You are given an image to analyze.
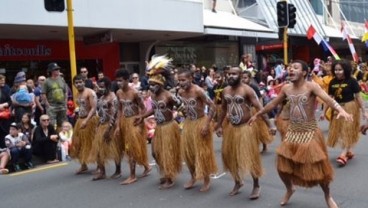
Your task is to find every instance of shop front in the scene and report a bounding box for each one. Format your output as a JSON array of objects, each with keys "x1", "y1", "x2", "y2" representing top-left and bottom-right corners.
[
  {"x1": 0, "y1": 39, "x2": 120, "y2": 85},
  {"x1": 155, "y1": 39, "x2": 239, "y2": 69}
]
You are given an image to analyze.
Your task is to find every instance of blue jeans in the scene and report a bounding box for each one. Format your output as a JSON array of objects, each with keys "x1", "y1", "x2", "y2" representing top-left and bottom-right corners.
[{"x1": 10, "y1": 147, "x2": 32, "y2": 164}]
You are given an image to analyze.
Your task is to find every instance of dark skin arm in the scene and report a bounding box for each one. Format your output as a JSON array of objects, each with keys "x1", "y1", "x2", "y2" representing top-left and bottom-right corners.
[
  {"x1": 199, "y1": 88, "x2": 216, "y2": 137},
  {"x1": 131, "y1": 90, "x2": 148, "y2": 126},
  {"x1": 248, "y1": 85, "x2": 287, "y2": 126},
  {"x1": 246, "y1": 85, "x2": 275, "y2": 133},
  {"x1": 134, "y1": 109, "x2": 154, "y2": 125}
]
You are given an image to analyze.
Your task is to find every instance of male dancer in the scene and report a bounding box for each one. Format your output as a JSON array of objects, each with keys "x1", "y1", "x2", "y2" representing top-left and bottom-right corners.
[
  {"x1": 177, "y1": 69, "x2": 218, "y2": 192},
  {"x1": 88, "y1": 77, "x2": 122, "y2": 180},
  {"x1": 249, "y1": 60, "x2": 352, "y2": 208},
  {"x1": 115, "y1": 69, "x2": 151, "y2": 185},
  {"x1": 242, "y1": 70, "x2": 274, "y2": 152},
  {"x1": 215, "y1": 67, "x2": 270, "y2": 199},
  {"x1": 135, "y1": 63, "x2": 182, "y2": 189},
  {"x1": 70, "y1": 75, "x2": 98, "y2": 174}
]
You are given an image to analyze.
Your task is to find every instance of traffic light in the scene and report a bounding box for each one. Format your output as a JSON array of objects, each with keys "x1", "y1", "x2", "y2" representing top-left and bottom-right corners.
[
  {"x1": 44, "y1": 0, "x2": 65, "y2": 12},
  {"x1": 288, "y1": 3, "x2": 297, "y2": 28},
  {"x1": 277, "y1": 1, "x2": 288, "y2": 27}
]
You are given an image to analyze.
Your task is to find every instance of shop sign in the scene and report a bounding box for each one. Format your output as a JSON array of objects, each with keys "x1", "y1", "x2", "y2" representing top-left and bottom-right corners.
[{"x1": 0, "y1": 44, "x2": 52, "y2": 57}]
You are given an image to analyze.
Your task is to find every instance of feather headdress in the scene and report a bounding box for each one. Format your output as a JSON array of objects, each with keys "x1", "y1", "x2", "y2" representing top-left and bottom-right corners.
[
  {"x1": 147, "y1": 54, "x2": 176, "y2": 88},
  {"x1": 147, "y1": 55, "x2": 173, "y2": 75}
]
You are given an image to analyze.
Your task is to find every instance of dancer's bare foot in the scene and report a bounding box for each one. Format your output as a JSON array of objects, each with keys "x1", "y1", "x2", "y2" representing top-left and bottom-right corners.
[
  {"x1": 184, "y1": 178, "x2": 196, "y2": 189},
  {"x1": 75, "y1": 165, "x2": 88, "y2": 175},
  {"x1": 199, "y1": 183, "x2": 210, "y2": 192},
  {"x1": 140, "y1": 166, "x2": 152, "y2": 178},
  {"x1": 229, "y1": 182, "x2": 243, "y2": 196},
  {"x1": 160, "y1": 180, "x2": 175, "y2": 189},
  {"x1": 159, "y1": 177, "x2": 167, "y2": 185},
  {"x1": 326, "y1": 197, "x2": 338, "y2": 208},
  {"x1": 110, "y1": 172, "x2": 122, "y2": 179},
  {"x1": 280, "y1": 188, "x2": 295, "y2": 206},
  {"x1": 92, "y1": 168, "x2": 100, "y2": 175},
  {"x1": 120, "y1": 177, "x2": 137, "y2": 185},
  {"x1": 249, "y1": 186, "x2": 261, "y2": 200},
  {"x1": 92, "y1": 174, "x2": 106, "y2": 181}
]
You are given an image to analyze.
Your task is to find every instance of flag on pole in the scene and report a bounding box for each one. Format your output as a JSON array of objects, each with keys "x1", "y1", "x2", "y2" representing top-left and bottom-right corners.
[
  {"x1": 307, "y1": 25, "x2": 340, "y2": 60},
  {"x1": 341, "y1": 23, "x2": 359, "y2": 62},
  {"x1": 321, "y1": 39, "x2": 341, "y2": 60},
  {"x1": 361, "y1": 20, "x2": 368, "y2": 47},
  {"x1": 307, "y1": 25, "x2": 322, "y2": 44}
]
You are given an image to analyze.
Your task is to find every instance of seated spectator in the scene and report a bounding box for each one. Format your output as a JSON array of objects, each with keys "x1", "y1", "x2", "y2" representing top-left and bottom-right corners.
[
  {"x1": 32, "y1": 115, "x2": 59, "y2": 164},
  {"x1": 19, "y1": 113, "x2": 35, "y2": 142},
  {"x1": 0, "y1": 143, "x2": 10, "y2": 174},
  {"x1": 59, "y1": 121, "x2": 73, "y2": 161},
  {"x1": 5, "y1": 122, "x2": 33, "y2": 171}
]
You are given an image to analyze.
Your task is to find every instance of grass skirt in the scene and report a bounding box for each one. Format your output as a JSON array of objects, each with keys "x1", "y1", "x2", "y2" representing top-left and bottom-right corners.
[
  {"x1": 327, "y1": 101, "x2": 360, "y2": 148},
  {"x1": 88, "y1": 123, "x2": 122, "y2": 164},
  {"x1": 70, "y1": 116, "x2": 98, "y2": 164},
  {"x1": 277, "y1": 121, "x2": 333, "y2": 187},
  {"x1": 181, "y1": 116, "x2": 218, "y2": 179},
  {"x1": 251, "y1": 108, "x2": 274, "y2": 144},
  {"x1": 222, "y1": 123, "x2": 263, "y2": 181},
  {"x1": 153, "y1": 121, "x2": 182, "y2": 179},
  {"x1": 119, "y1": 116, "x2": 148, "y2": 166}
]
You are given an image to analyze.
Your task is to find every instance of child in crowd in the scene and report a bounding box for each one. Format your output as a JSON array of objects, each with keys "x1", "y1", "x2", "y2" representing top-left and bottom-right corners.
[
  {"x1": 12, "y1": 84, "x2": 33, "y2": 105},
  {"x1": 59, "y1": 121, "x2": 73, "y2": 161},
  {"x1": 5, "y1": 122, "x2": 33, "y2": 171},
  {"x1": 19, "y1": 113, "x2": 35, "y2": 142},
  {"x1": 67, "y1": 100, "x2": 76, "y2": 126}
]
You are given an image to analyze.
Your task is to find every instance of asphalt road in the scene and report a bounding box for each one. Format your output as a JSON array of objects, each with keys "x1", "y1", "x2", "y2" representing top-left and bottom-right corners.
[{"x1": 2, "y1": 118, "x2": 368, "y2": 208}]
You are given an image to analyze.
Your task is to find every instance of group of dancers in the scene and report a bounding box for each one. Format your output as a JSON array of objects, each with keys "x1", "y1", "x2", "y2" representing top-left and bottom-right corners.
[{"x1": 69, "y1": 55, "x2": 365, "y2": 208}]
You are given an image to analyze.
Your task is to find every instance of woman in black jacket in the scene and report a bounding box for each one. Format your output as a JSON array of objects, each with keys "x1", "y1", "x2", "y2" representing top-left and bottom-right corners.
[{"x1": 32, "y1": 114, "x2": 59, "y2": 164}]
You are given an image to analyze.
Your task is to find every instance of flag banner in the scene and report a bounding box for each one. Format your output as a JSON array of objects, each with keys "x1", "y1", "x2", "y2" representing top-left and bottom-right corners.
[
  {"x1": 341, "y1": 23, "x2": 358, "y2": 62},
  {"x1": 307, "y1": 25, "x2": 322, "y2": 44},
  {"x1": 307, "y1": 25, "x2": 340, "y2": 60}
]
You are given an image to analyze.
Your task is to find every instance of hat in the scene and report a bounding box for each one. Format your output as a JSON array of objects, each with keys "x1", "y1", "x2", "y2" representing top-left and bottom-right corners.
[
  {"x1": 9, "y1": 122, "x2": 19, "y2": 130},
  {"x1": 14, "y1": 71, "x2": 26, "y2": 84},
  {"x1": 47, "y1": 62, "x2": 61, "y2": 72},
  {"x1": 149, "y1": 74, "x2": 165, "y2": 86}
]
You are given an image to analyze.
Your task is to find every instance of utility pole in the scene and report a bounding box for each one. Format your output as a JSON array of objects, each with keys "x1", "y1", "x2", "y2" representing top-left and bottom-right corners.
[
  {"x1": 283, "y1": 27, "x2": 288, "y2": 65},
  {"x1": 66, "y1": 0, "x2": 78, "y2": 100}
]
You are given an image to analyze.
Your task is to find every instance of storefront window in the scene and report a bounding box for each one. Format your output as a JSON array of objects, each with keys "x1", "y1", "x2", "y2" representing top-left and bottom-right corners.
[
  {"x1": 310, "y1": 0, "x2": 323, "y2": 15},
  {"x1": 233, "y1": 0, "x2": 256, "y2": 9},
  {"x1": 340, "y1": 0, "x2": 368, "y2": 23},
  {"x1": 155, "y1": 41, "x2": 239, "y2": 69}
]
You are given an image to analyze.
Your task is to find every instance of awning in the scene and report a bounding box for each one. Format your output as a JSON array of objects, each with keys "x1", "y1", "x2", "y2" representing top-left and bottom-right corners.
[
  {"x1": 323, "y1": 24, "x2": 358, "y2": 39},
  {"x1": 203, "y1": 10, "x2": 277, "y2": 38}
]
